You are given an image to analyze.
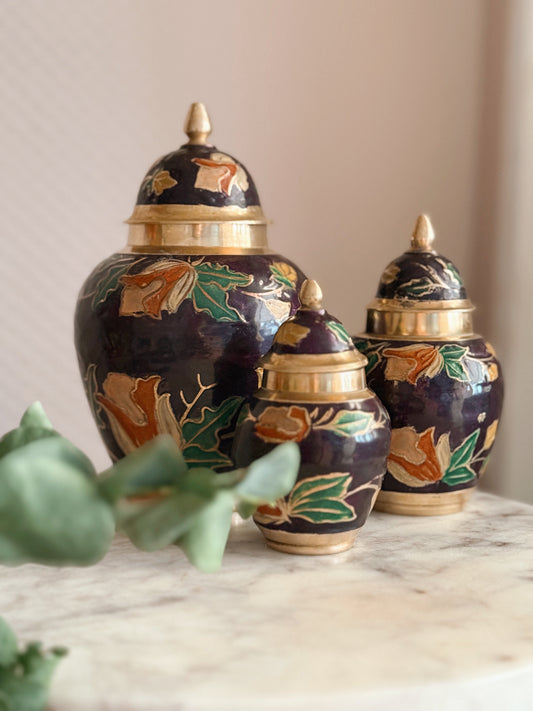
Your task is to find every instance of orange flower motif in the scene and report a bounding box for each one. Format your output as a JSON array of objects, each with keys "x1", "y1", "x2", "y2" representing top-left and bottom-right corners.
[
  {"x1": 383, "y1": 344, "x2": 443, "y2": 384},
  {"x1": 388, "y1": 426, "x2": 451, "y2": 488},
  {"x1": 254, "y1": 405, "x2": 311, "y2": 443},
  {"x1": 96, "y1": 373, "x2": 183, "y2": 455},
  {"x1": 119, "y1": 260, "x2": 197, "y2": 319},
  {"x1": 192, "y1": 152, "x2": 249, "y2": 195}
]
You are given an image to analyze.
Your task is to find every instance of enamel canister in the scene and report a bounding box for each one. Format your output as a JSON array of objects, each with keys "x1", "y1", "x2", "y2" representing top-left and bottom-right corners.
[
  {"x1": 74, "y1": 104, "x2": 305, "y2": 470},
  {"x1": 233, "y1": 280, "x2": 391, "y2": 554},
  {"x1": 354, "y1": 215, "x2": 503, "y2": 515}
]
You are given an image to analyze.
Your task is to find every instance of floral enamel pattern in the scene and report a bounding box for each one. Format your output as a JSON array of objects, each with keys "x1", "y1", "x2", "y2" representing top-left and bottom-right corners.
[
  {"x1": 192, "y1": 152, "x2": 249, "y2": 195},
  {"x1": 141, "y1": 169, "x2": 178, "y2": 196},
  {"x1": 252, "y1": 405, "x2": 385, "y2": 444},
  {"x1": 110, "y1": 259, "x2": 253, "y2": 321},
  {"x1": 91, "y1": 370, "x2": 245, "y2": 469},
  {"x1": 87, "y1": 257, "x2": 303, "y2": 325},
  {"x1": 357, "y1": 340, "x2": 499, "y2": 384},
  {"x1": 325, "y1": 320, "x2": 353, "y2": 347},
  {"x1": 388, "y1": 421, "x2": 499, "y2": 488},
  {"x1": 255, "y1": 473, "x2": 382, "y2": 526},
  {"x1": 383, "y1": 256, "x2": 463, "y2": 300}
]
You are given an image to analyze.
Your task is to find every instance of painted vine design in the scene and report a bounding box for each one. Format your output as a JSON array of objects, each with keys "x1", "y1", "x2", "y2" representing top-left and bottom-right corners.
[
  {"x1": 382, "y1": 257, "x2": 463, "y2": 300},
  {"x1": 255, "y1": 472, "x2": 382, "y2": 526},
  {"x1": 81, "y1": 258, "x2": 298, "y2": 326},
  {"x1": 250, "y1": 404, "x2": 387, "y2": 445},
  {"x1": 387, "y1": 420, "x2": 499, "y2": 488},
  {"x1": 85, "y1": 367, "x2": 246, "y2": 470},
  {"x1": 356, "y1": 340, "x2": 499, "y2": 385}
]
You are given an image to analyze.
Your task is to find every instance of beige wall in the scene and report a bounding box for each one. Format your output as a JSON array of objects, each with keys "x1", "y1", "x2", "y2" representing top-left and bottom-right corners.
[{"x1": 1, "y1": 0, "x2": 525, "y2": 499}]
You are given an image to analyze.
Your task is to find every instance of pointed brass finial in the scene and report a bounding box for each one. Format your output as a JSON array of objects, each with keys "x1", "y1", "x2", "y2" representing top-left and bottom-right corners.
[
  {"x1": 184, "y1": 102, "x2": 212, "y2": 145},
  {"x1": 300, "y1": 279, "x2": 323, "y2": 310},
  {"x1": 411, "y1": 214, "x2": 436, "y2": 251}
]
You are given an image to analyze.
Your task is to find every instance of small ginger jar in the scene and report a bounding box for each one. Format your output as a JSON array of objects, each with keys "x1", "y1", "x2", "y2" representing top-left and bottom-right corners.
[
  {"x1": 233, "y1": 280, "x2": 391, "y2": 555},
  {"x1": 75, "y1": 103, "x2": 305, "y2": 470},
  {"x1": 354, "y1": 215, "x2": 504, "y2": 516}
]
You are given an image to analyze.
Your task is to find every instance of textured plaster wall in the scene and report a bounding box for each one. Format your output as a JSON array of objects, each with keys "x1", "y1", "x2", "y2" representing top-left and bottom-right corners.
[{"x1": 1, "y1": 0, "x2": 524, "y2": 500}]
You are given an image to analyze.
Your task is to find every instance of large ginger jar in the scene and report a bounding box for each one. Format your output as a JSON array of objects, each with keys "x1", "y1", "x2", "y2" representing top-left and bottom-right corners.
[{"x1": 75, "y1": 103, "x2": 305, "y2": 469}]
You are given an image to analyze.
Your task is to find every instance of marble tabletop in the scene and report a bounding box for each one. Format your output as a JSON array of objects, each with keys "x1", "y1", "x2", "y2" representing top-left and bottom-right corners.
[{"x1": 1, "y1": 492, "x2": 533, "y2": 710}]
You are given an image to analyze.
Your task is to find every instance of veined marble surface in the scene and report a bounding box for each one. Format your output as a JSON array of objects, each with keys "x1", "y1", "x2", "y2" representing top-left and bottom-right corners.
[{"x1": 1, "y1": 492, "x2": 533, "y2": 710}]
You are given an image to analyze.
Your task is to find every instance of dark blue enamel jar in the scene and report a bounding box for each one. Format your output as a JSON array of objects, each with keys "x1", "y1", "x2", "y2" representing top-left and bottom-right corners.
[
  {"x1": 74, "y1": 104, "x2": 305, "y2": 470},
  {"x1": 353, "y1": 215, "x2": 503, "y2": 515}
]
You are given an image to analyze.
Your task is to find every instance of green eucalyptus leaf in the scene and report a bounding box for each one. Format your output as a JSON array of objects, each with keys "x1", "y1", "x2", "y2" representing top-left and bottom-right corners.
[
  {"x1": 236, "y1": 500, "x2": 257, "y2": 519},
  {"x1": 0, "y1": 619, "x2": 17, "y2": 668},
  {"x1": 177, "y1": 491, "x2": 235, "y2": 573},
  {"x1": 117, "y1": 490, "x2": 211, "y2": 552},
  {"x1": 0, "y1": 438, "x2": 114, "y2": 565},
  {"x1": 234, "y1": 442, "x2": 300, "y2": 504},
  {"x1": 0, "y1": 427, "x2": 58, "y2": 461},
  {"x1": 97, "y1": 436, "x2": 188, "y2": 504},
  {"x1": 0, "y1": 642, "x2": 66, "y2": 711},
  {"x1": 19, "y1": 403, "x2": 54, "y2": 431}
]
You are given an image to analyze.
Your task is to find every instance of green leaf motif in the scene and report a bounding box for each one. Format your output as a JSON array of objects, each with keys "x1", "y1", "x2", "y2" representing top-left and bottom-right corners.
[
  {"x1": 291, "y1": 498, "x2": 356, "y2": 523},
  {"x1": 439, "y1": 344, "x2": 469, "y2": 382},
  {"x1": 440, "y1": 344, "x2": 468, "y2": 360},
  {"x1": 441, "y1": 429, "x2": 480, "y2": 486},
  {"x1": 399, "y1": 277, "x2": 437, "y2": 298},
  {"x1": 269, "y1": 263, "x2": 294, "y2": 289},
  {"x1": 325, "y1": 320, "x2": 353, "y2": 346},
  {"x1": 288, "y1": 473, "x2": 355, "y2": 523},
  {"x1": 182, "y1": 396, "x2": 244, "y2": 469},
  {"x1": 449, "y1": 429, "x2": 480, "y2": 470},
  {"x1": 92, "y1": 256, "x2": 136, "y2": 309},
  {"x1": 191, "y1": 262, "x2": 253, "y2": 322},
  {"x1": 318, "y1": 409, "x2": 375, "y2": 438},
  {"x1": 291, "y1": 473, "x2": 349, "y2": 502},
  {"x1": 442, "y1": 465, "x2": 476, "y2": 485}
]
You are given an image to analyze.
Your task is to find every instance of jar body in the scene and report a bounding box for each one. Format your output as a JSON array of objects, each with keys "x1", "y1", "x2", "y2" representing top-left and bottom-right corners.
[
  {"x1": 74, "y1": 251, "x2": 304, "y2": 469},
  {"x1": 233, "y1": 393, "x2": 391, "y2": 554},
  {"x1": 354, "y1": 335, "x2": 503, "y2": 514}
]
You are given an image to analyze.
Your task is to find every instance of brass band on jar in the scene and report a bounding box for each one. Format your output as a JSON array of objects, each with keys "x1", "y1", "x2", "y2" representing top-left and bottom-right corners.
[
  {"x1": 364, "y1": 298, "x2": 476, "y2": 340},
  {"x1": 125, "y1": 203, "x2": 271, "y2": 254},
  {"x1": 257, "y1": 351, "x2": 371, "y2": 403},
  {"x1": 126, "y1": 222, "x2": 271, "y2": 254}
]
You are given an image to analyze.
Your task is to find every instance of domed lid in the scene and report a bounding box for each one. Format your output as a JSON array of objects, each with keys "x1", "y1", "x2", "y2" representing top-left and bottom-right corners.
[
  {"x1": 126, "y1": 103, "x2": 269, "y2": 254},
  {"x1": 258, "y1": 280, "x2": 369, "y2": 403},
  {"x1": 376, "y1": 215, "x2": 467, "y2": 301},
  {"x1": 364, "y1": 215, "x2": 476, "y2": 341}
]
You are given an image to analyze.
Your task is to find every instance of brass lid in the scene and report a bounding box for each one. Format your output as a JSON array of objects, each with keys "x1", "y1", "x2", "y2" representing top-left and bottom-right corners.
[
  {"x1": 125, "y1": 103, "x2": 269, "y2": 253},
  {"x1": 258, "y1": 280, "x2": 370, "y2": 403},
  {"x1": 364, "y1": 215, "x2": 476, "y2": 340}
]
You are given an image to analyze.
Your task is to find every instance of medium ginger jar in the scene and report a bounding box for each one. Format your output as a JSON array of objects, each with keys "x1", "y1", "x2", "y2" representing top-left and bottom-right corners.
[
  {"x1": 354, "y1": 215, "x2": 504, "y2": 515},
  {"x1": 233, "y1": 280, "x2": 391, "y2": 555},
  {"x1": 75, "y1": 103, "x2": 305, "y2": 469}
]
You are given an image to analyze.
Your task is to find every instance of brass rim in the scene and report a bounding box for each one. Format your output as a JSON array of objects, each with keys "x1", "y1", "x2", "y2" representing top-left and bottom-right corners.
[
  {"x1": 257, "y1": 526, "x2": 358, "y2": 555},
  {"x1": 127, "y1": 203, "x2": 266, "y2": 224},
  {"x1": 374, "y1": 489, "x2": 474, "y2": 516},
  {"x1": 364, "y1": 298, "x2": 477, "y2": 340},
  {"x1": 126, "y1": 222, "x2": 270, "y2": 252},
  {"x1": 259, "y1": 350, "x2": 369, "y2": 400}
]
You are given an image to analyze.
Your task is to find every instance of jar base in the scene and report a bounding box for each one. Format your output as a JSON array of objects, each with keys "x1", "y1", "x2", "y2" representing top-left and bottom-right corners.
[
  {"x1": 257, "y1": 526, "x2": 358, "y2": 555},
  {"x1": 374, "y1": 488, "x2": 474, "y2": 516}
]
